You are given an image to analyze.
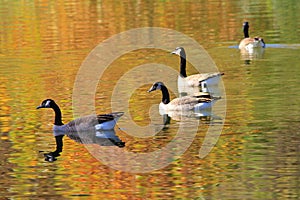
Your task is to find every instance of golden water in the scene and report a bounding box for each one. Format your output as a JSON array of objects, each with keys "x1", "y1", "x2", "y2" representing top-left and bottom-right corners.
[{"x1": 0, "y1": 0, "x2": 300, "y2": 199}]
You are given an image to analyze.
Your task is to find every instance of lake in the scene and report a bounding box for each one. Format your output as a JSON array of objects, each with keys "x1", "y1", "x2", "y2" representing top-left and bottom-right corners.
[{"x1": 0, "y1": 0, "x2": 300, "y2": 199}]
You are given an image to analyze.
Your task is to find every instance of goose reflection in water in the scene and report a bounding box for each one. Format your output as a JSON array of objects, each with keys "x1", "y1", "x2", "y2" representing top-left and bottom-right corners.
[
  {"x1": 240, "y1": 47, "x2": 265, "y2": 64},
  {"x1": 164, "y1": 108, "x2": 222, "y2": 124},
  {"x1": 43, "y1": 129, "x2": 125, "y2": 162}
]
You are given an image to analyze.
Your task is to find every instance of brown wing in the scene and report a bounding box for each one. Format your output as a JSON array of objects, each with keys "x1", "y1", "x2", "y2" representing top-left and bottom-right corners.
[
  {"x1": 68, "y1": 114, "x2": 98, "y2": 126},
  {"x1": 197, "y1": 97, "x2": 214, "y2": 103},
  {"x1": 96, "y1": 112, "x2": 124, "y2": 124},
  {"x1": 66, "y1": 112, "x2": 124, "y2": 131},
  {"x1": 185, "y1": 72, "x2": 224, "y2": 86},
  {"x1": 193, "y1": 92, "x2": 212, "y2": 98},
  {"x1": 167, "y1": 96, "x2": 216, "y2": 111},
  {"x1": 168, "y1": 96, "x2": 202, "y2": 107}
]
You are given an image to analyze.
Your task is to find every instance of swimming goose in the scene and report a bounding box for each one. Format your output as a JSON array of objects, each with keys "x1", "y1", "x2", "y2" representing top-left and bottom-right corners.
[
  {"x1": 148, "y1": 82, "x2": 219, "y2": 113},
  {"x1": 37, "y1": 99, "x2": 124, "y2": 132},
  {"x1": 171, "y1": 47, "x2": 224, "y2": 92},
  {"x1": 239, "y1": 22, "x2": 265, "y2": 52}
]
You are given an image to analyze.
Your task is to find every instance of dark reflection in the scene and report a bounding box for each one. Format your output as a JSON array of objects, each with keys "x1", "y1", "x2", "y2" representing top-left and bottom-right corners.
[
  {"x1": 43, "y1": 129, "x2": 125, "y2": 162},
  {"x1": 162, "y1": 114, "x2": 171, "y2": 131},
  {"x1": 44, "y1": 135, "x2": 64, "y2": 162},
  {"x1": 244, "y1": 59, "x2": 251, "y2": 65}
]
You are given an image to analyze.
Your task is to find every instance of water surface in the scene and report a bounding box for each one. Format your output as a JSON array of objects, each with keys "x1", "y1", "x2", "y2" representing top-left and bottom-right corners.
[{"x1": 0, "y1": 0, "x2": 300, "y2": 199}]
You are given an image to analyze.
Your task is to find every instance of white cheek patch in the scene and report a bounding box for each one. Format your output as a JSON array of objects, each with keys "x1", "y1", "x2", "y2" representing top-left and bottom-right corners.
[
  {"x1": 172, "y1": 48, "x2": 181, "y2": 55},
  {"x1": 156, "y1": 84, "x2": 162, "y2": 90},
  {"x1": 45, "y1": 100, "x2": 51, "y2": 107}
]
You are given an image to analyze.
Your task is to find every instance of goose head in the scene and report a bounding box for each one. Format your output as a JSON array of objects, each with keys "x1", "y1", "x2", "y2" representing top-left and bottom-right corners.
[
  {"x1": 243, "y1": 21, "x2": 249, "y2": 27},
  {"x1": 37, "y1": 99, "x2": 55, "y2": 109},
  {"x1": 148, "y1": 82, "x2": 164, "y2": 93},
  {"x1": 148, "y1": 82, "x2": 170, "y2": 104},
  {"x1": 171, "y1": 47, "x2": 186, "y2": 57},
  {"x1": 254, "y1": 37, "x2": 266, "y2": 48},
  {"x1": 37, "y1": 99, "x2": 63, "y2": 126}
]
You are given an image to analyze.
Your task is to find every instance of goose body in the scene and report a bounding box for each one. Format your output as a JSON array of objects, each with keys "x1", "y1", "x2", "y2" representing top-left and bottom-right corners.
[
  {"x1": 239, "y1": 22, "x2": 265, "y2": 52},
  {"x1": 148, "y1": 82, "x2": 219, "y2": 114},
  {"x1": 37, "y1": 99, "x2": 123, "y2": 132},
  {"x1": 171, "y1": 47, "x2": 224, "y2": 95}
]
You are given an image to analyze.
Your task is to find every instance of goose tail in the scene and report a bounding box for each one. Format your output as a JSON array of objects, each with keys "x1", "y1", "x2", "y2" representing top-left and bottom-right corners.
[
  {"x1": 109, "y1": 112, "x2": 124, "y2": 119},
  {"x1": 95, "y1": 112, "x2": 124, "y2": 131}
]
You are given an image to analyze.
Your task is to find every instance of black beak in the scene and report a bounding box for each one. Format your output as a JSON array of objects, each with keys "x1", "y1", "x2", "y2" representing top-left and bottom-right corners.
[
  {"x1": 147, "y1": 86, "x2": 156, "y2": 93},
  {"x1": 36, "y1": 105, "x2": 43, "y2": 109}
]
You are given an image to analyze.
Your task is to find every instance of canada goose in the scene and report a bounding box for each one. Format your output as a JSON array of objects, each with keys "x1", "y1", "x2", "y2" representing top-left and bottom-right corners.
[
  {"x1": 239, "y1": 22, "x2": 265, "y2": 51},
  {"x1": 148, "y1": 82, "x2": 219, "y2": 113},
  {"x1": 37, "y1": 99, "x2": 124, "y2": 132},
  {"x1": 171, "y1": 47, "x2": 224, "y2": 92}
]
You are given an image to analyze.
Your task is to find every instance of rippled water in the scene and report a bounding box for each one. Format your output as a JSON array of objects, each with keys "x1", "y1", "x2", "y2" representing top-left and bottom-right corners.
[{"x1": 1, "y1": 0, "x2": 300, "y2": 199}]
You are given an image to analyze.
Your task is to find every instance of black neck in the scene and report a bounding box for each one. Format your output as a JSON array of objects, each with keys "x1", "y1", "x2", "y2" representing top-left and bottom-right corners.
[
  {"x1": 55, "y1": 135, "x2": 64, "y2": 153},
  {"x1": 179, "y1": 51, "x2": 187, "y2": 78},
  {"x1": 243, "y1": 25, "x2": 249, "y2": 38},
  {"x1": 52, "y1": 102, "x2": 64, "y2": 125},
  {"x1": 160, "y1": 85, "x2": 170, "y2": 104}
]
